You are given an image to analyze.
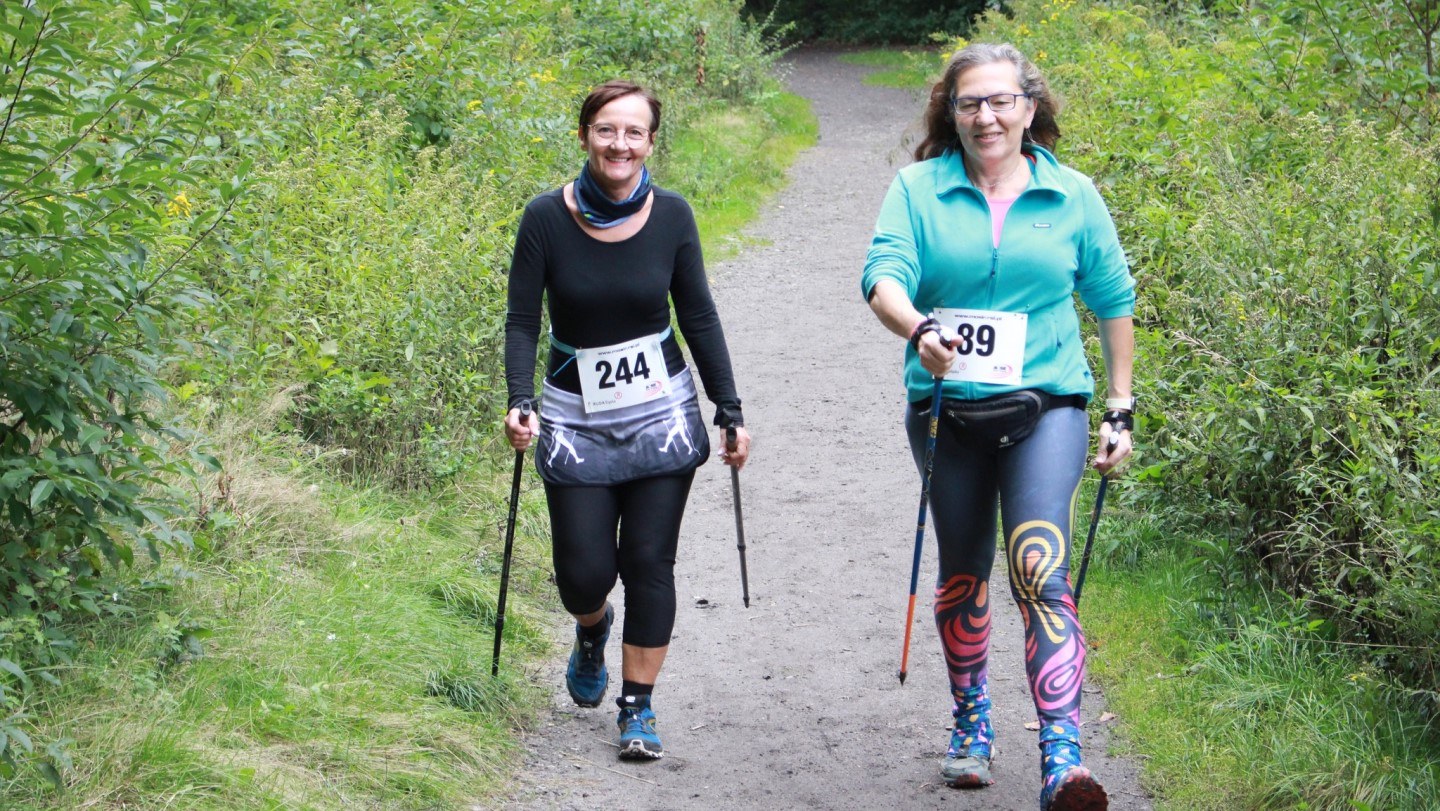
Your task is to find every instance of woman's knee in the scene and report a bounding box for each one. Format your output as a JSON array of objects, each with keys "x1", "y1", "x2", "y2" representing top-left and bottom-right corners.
[{"x1": 553, "y1": 564, "x2": 615, "y2": 615}]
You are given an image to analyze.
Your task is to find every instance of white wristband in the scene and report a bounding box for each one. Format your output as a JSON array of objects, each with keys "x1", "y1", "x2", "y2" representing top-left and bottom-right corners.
[{"x1": 1105, "y1": 397, "x2": 1135, "y2": 411}]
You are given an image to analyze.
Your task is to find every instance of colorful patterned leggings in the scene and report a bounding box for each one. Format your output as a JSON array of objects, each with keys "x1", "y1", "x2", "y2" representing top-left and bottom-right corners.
[{"x1": 905, "y1": 403, "x2": 1089, "y2": 728}]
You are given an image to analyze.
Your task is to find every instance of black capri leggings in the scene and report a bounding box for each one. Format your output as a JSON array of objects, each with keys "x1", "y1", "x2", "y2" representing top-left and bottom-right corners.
[{"x1": 544, "y1": 472, "x2": 695, "y2": 648}]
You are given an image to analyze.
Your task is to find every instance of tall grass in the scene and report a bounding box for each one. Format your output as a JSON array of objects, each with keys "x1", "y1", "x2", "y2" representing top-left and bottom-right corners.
[
  {"x1": 1084, "y1": 539, "x2": 1440, "y2": 810},
  {"x1": 2, "y1": 396, "x2": 554, "y2": 808}
]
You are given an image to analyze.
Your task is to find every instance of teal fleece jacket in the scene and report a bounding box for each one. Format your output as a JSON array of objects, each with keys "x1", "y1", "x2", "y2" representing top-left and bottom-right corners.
[{"x1": 860, "y1": 145, "x2": 1135, "y2": 404}]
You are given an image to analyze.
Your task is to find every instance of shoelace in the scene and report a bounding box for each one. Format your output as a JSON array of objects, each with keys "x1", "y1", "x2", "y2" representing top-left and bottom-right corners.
[{"x1": 620, "y1": 709, "x2": 654, "y2": 731}]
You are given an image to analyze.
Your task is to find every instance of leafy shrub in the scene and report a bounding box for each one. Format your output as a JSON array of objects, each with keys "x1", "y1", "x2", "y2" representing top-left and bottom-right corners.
[
  {"x1": 964, "y1": 0, "x2": 1440, "y2": 692},
  {"x1": 184, "y1": 0, "x2": 787, "y2": 487},
  {"x1": 0, "y1": 0, "x2": 243, "y2": 778}
]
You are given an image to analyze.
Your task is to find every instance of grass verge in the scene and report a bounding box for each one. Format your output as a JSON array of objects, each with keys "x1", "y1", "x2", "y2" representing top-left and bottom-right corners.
[
  {"x1": 1082, "y1": 506, "x2": 1440, "y2": 810},
  {"x1": 662, "y1": 87, "x2": 819, "y2": 260},
  {"x1": 3, "y1": 415, "x2": 554, "y2": 809},
  {"x1": 837, "y1": 49, "x2": 940, "y2": 89}
]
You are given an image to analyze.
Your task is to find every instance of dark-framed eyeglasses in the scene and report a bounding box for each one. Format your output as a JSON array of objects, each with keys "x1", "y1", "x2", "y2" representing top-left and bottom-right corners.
[
  {"x1": 586, "y1": 123, "x2": 651, "y2": 146},
  {"x1": 950, "y1": 93, "x2": 1031, "y2": 116}
]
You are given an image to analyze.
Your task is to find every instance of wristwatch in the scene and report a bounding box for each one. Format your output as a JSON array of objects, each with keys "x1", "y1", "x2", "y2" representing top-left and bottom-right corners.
[{"x1": 1104, "y1": 395, "x2": 1137, "y2": 413}]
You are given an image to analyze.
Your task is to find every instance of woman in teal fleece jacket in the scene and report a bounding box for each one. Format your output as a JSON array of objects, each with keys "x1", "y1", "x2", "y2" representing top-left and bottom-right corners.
[{"x1": 861, "y1": 42, "x2": 1135, "y2": 811}]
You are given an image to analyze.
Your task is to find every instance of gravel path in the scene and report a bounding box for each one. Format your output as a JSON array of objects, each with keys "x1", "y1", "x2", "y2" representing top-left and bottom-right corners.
[{"x1": 507, "y1": 49, "x2": 1153, "y2": 811}]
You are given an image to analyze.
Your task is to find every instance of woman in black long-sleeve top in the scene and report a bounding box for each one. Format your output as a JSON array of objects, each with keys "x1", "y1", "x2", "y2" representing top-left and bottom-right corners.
[{"x1": 503, "y1": 79, "x2": 750, "y2": 761}]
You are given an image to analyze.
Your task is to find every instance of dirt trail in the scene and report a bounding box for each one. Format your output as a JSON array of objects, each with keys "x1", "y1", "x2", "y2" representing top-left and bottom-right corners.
[{"x1": 507, "y1": 50, "x2": 1153, "y2": 811}]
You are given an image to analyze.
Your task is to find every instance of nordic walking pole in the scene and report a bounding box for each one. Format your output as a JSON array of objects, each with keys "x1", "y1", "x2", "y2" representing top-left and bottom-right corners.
[
  {"x1": 726, "y1": 427, "x2": 751, "y2": 608},
  {"x1": 492, "y1": 399, "x2": 532, "y2": 677},
  {"x1": 1074, "y1": 432, "x2": 1119, "y2": 608},
  {"x1": 899, "y1": 377, "x2": 945, "y2": 685}
]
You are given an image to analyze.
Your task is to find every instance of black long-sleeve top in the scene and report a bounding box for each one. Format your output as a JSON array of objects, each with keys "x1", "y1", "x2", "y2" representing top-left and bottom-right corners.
[{"x1": 504, "y1": 186, "x2": 743, "y2": 426}]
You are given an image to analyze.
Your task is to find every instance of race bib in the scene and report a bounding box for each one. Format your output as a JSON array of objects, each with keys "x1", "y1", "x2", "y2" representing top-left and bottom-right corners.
[
  {"x1": 575, "y1": 333, "x2": 671, "y2": 413},
  {"x1": 931, "y1": 307, "x2": 1026, "y2": 385}
]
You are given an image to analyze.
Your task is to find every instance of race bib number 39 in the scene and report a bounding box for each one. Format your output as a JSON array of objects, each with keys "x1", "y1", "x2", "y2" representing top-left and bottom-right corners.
[
  {"x1": 576, "y1": 333, "x2": 670, "y2": 413},
  {"x1": 931, "y1": 308, "x2": 1026, "y2": 385}
]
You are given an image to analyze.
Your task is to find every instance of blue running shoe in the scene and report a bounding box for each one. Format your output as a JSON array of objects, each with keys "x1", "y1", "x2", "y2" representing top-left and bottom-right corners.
[
  {"x1": 1038, "y1": 722, "x2": 1108, "y2": 811},
  {"x1": 565, "y1": 604, "x2": 612, "y2": 707},
  {"x1": 941, "y1": 681, "x2": 994, "y2": 787},
  {"x1": 615, "y1": 694, "x2": 663, "y2": 760}
]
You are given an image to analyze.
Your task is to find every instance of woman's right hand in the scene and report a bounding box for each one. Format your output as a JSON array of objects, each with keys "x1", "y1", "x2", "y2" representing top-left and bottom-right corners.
[
  {"x1": 504, "y1": 405, "x2": 539, "y2": 451},
  {"x1": 916, "y1": 328, "x2": 957, "y2": 378}
]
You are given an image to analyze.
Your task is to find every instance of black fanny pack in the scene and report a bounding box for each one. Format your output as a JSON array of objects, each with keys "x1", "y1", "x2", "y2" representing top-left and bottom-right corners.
[{"x1": 932, "y1": 389, "x2": 1086, "y2": 450}]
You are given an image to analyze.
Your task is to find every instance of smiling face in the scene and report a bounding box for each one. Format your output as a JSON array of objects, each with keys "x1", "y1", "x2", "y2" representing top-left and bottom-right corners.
[
  {"x1": 951, "y1": 60, "x2": 1036, "y2": 166},
  {"x1": 579, "y1": 93, "x2": 655, "y2": 201}
]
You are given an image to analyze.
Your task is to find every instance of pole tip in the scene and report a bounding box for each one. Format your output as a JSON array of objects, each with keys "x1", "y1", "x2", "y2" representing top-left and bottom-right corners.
[
  {"x1": 898, "y1": 671, "x2": 907, "y2": 685},
  {"x1": 743, "y1": 597, "x2": 750, "y2": 608}
]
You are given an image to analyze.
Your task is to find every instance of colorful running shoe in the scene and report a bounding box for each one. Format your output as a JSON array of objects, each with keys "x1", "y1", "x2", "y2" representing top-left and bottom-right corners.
[
  {"x1": 1038, "y1": 722, "x2": 1108, "y2": 811},
  {"x1": 616, "y1": 694, "x2": 664, "y2": 760},
  {"x1": 565, "y1": 604, "x2": 612, "y2": 707},
  {"x1": 941, "y1": 682, "x2": 994, "y2": 787}
]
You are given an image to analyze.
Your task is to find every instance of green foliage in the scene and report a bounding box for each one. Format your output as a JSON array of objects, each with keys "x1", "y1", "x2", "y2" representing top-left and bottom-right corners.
[
  {"x1": 0, "y1": 0, "x2": 245, "y2": 780},
  {"x1": 743, "y1": 0, "x2": 986, "y2": 44},
  {"x1": 1220, "y1": 0, "x2": 1439, "y2": 138},
  {"x1": 179, "y1": 0, "x2": 787, "y2": 487},
  {"x1": 966, "y1": 0, "x2": 1440, "y2": 689}
]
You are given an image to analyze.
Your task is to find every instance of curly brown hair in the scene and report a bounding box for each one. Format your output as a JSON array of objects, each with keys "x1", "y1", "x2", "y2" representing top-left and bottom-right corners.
[{"x1": 913, "y1": 43, "x2": 1061, "y2": 162}]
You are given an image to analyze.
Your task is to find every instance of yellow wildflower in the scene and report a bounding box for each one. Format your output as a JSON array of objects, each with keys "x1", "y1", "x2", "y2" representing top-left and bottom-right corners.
[
  {"x1": 166, "y1": 191, "x2": 193, "y2": 218},
  {"x1": 467, "y1": 100, "x2": 483, "y2": 112}
]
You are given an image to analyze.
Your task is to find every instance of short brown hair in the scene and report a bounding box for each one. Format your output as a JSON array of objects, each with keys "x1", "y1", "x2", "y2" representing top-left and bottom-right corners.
[{"x1": 578, "y1": 80, "x2": 661, "y2": 133}]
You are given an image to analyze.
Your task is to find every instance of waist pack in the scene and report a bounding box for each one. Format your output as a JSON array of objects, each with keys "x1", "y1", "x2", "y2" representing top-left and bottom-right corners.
[{"x1": 935, "y1": 389, "x2": 1086, "y2": 450}]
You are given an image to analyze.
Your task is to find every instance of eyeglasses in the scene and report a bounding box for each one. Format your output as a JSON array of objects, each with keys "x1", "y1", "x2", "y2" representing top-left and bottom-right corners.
[
  {"x1": 586, "y1": 123, "x2": 651, "y2": 146},
  {"x1": 950, "y1": 93, "x2": 1031, "y2": 116}
]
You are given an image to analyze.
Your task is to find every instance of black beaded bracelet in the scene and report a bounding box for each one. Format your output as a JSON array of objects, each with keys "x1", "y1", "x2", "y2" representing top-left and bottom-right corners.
[
  {"x1": 909, "y1": 317, "x2": 942, "y2": 350},
  {"x1": 1102, "y1": 409, "x2": 1134, "y2": 435}
]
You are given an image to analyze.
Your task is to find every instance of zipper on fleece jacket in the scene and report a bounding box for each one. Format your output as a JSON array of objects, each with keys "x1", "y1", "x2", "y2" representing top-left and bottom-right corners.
[{"x1": 987, "y1": 247, "x2": 999, "y2": 308}]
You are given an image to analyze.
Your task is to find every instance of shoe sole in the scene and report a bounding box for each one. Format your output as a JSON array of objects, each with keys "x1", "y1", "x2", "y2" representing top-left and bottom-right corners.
[
  {"x1": 565, "y1": 676, "x2": 607, "y2": 708},
  {"x1": 568, "y1": 692, "x2": 605, "y2": 708},
  {"x1": 618, "y1": 740, "x2": 664, "y2": 760},
  {"x1": 1048, "y1": 772, "x2": 1108, "y2": 811},
  {"x1": 944, "y1": 773, "x2": 993, "y2": 788}
]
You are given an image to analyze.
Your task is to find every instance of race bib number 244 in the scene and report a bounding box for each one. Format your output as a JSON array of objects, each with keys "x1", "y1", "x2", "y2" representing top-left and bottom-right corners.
[{"x1": 576, "y1": 333, "x2": 671, "y2": 413}]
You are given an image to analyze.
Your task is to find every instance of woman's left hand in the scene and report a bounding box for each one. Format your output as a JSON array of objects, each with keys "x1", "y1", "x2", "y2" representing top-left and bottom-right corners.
[
  {"x1": 719, "y1": 426, "x2": 751, "y2": 470},
  {"x1": 1093, "y1": 424, "x2": 1131, "y2": 475}
]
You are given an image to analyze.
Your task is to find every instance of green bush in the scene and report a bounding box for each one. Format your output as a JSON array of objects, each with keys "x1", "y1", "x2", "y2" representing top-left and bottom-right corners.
[
  {"x1": 0, "y1": 0, "x2": 244, "y2": 779},
  {"x1": 184, "y1": 0, "x2": 786, "y2": 487},
  {"x1": 965, "y1": 0, "x2": 1440, "y2": 691}
]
